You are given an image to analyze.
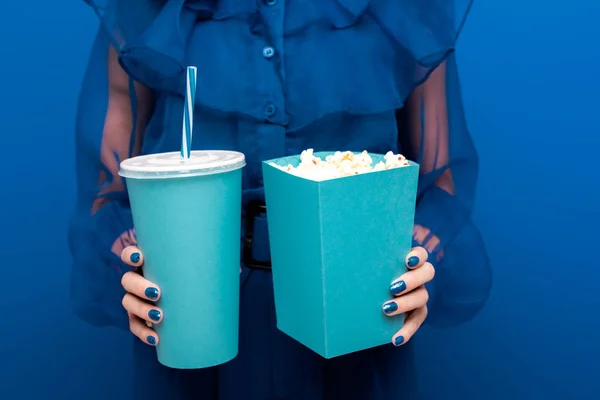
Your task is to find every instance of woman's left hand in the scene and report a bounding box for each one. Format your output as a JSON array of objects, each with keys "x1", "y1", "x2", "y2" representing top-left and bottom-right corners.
[{"x1": 382, "y1": 246, "x2": 435, "y2": 347}]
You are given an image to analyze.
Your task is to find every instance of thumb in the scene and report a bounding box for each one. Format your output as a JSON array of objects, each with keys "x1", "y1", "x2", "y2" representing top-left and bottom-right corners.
[{"x1": 121, "y1": 246, "x2": 144, "y2": 268}]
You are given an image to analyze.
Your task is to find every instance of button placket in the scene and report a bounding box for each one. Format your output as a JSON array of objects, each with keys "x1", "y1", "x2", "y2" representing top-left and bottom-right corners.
[{"x1": 257, "y1": 0, "x2": 286, "y2": 128}]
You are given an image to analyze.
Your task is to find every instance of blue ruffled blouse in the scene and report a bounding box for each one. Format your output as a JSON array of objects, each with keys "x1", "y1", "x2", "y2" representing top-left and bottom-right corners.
[{"x1": 70, "y1": 1, "x2": 492, "y2": 397}]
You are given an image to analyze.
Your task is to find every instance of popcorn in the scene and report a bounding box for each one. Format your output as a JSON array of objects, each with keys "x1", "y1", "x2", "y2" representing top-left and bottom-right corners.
[
  {"x1": 383, "y1": 151, "x2": 410, "y2": 169},
  {"x1": 269, "y1": 149, "x2": 410, "y2": 181}
]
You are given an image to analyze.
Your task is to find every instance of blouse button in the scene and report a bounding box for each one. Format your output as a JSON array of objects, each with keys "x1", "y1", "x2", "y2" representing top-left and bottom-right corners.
[
  {"x1": 262, "y1": 46, "x2": 275, "y2": 59},
  {"x1": 264, "y1": 103, "x2": 276, "y2": 118}
]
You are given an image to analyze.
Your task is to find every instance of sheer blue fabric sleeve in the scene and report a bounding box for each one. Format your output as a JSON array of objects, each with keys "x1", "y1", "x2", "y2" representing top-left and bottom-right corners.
[
  {"x1": 69, "y1": 28, "x2": 154, "y2": 330},
  {"x1": 397, "y1": 53, "x2": 492, "y2": 327}
]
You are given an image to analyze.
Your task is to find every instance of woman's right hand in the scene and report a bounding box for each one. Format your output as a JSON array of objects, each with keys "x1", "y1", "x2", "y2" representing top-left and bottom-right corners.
[{"x1": 120, "y1": 246, "x2": 163, "y2": 346}]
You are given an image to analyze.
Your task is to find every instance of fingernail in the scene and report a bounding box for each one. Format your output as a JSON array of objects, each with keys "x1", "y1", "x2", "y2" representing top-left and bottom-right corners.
[
  {"x1": 130, "y1": 252, "x2": 141, "y2": 264},
  {"x1": 383, "y1": 301, "x2": 398, "y2": 315},
  {"x1": 148, "y1": 309, "x2": 161, "y2": 321},
  {"x1": 407, "y1": 256, "x2": 419, "y2": 268},
  {"x1": 394, "y1": 336, "x2": 405, "y2": 346},
  {"x1": 390, "y1": 280, "x2": 407, "y2": 295},
  {"x1": 145, "y1": 287, "x2": 159, "y2": 300},
  {"x1": 147, "y1": 336, "x2": 157, "y2": 346}
]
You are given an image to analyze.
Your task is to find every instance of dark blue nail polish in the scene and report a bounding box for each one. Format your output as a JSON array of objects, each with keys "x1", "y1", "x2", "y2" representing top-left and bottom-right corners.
[
  {"x1": 130, "y1": 252, "x2": 141, "y2": 264},
  {"x1": 390, "y1": 280, "x2": 407, "y2": 295},
  {"x1": 147, "y1": 336, "x2": 157, "y2": 346},
  {"x1": 383, "y1": 301, "x2": 398, "y2": 315},
  {"x1": 394, "y1": 336, "x2": 405, "y2": 346},
  {"x1": 148, "y1": 309, "x2": 161, "y2": 321},
  {"x1": 407, "y1": 256, "x2": 419, "y2": 268},
  {"x1": 145, "y1": 287, "x2": 159, "y2": 299}
]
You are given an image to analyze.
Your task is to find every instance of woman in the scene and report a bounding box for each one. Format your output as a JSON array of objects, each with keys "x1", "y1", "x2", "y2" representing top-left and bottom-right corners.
[{"x1": 70, "y1": 0, "x2": 492, "y2": 398}]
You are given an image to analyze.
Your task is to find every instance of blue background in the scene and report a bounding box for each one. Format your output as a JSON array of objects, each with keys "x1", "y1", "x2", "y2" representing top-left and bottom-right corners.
[{"x1": 1, "y1": 1, "x2": 597, "y2": 398}]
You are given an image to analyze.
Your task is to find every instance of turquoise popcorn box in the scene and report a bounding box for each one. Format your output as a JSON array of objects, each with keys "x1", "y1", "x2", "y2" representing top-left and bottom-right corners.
[{"x1": 262, "y1": 151, "x2": 419, "y2": 358}]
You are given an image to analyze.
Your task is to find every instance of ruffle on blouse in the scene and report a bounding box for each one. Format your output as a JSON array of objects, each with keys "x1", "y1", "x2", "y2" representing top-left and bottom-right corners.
[
  {"x1": 285, "y1": 0, "x2": 472, "y2": 66},
  {"x1": 85, "y1": 0, "x2": 472, "y2": 130}
]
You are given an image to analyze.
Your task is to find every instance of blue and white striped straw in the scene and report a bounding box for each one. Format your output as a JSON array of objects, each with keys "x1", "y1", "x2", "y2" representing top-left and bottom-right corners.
[{"x1": 181, "y1": 66, "x2": 197, "y2": 159}]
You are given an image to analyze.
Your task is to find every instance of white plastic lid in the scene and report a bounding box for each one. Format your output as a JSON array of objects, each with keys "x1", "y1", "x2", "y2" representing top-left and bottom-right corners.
[{"x1": 119, "y1": 150, "x2": 246, "y2": 179}]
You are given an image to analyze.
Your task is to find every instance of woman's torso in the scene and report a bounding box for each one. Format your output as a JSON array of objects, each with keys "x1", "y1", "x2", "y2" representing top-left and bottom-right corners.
[
  {"x1": 112, "y1": 3, "x2": 436, "y2": 397},
  {"x1": 119, "y1": 1, "x2": 422, "y2": 197}
]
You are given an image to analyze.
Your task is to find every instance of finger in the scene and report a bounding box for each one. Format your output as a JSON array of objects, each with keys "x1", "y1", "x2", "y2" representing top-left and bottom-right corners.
[
  {"x1": 389, "y1": 262, "x2": 435, "y2": 296},
  {"x1": 122, "y1": 293, "x2": 163, "y2": 324},
  {"x1": 406, "y1": 246, "x2": 428, "y2": 269},
  {"x1": 121, "y1": 246, "x2": 144, "y2": 268},
  {"x1": 382, "y1": 287, "x2": 429, "y2": 316},
  {"x1": 391, "y1": 305, "x2": 428, "y2": 346},
  {"x1": 121, "y1": 271, "x2": 161, "y2": 302},
  {"x1": 128, "y1": 312, "x2": 159, "y2": 346}
]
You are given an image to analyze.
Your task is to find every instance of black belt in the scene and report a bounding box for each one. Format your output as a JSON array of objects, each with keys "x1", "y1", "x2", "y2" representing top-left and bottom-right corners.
[{"x1": 242, "y1": 201, "x2": 272, "y2": 270}]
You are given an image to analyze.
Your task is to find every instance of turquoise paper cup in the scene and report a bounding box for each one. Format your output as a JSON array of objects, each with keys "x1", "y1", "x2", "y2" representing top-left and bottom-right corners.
[{"x1": 120, "y1": 150, "x2": 245, "y2": 369}]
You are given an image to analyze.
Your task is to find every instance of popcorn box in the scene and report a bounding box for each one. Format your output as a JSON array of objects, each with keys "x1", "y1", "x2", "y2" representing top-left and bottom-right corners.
[{"x1": 262, "y1": 151, "x2": 419, "y2": 358}]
